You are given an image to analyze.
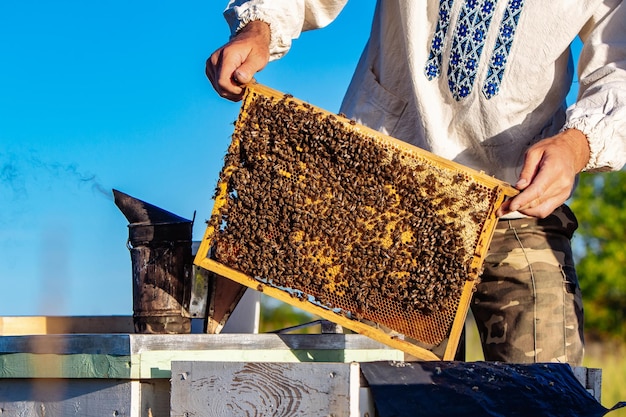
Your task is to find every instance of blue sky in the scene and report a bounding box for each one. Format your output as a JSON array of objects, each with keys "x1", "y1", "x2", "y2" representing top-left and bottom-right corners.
[
  {"x1": 1, "y1": 2, "x2": 581, "y2": 317},
  {"x1": 0, "y1": 1, "x2": 375, "y2": 316}
]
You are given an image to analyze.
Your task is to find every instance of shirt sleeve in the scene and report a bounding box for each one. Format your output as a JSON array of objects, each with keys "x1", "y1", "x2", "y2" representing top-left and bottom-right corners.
[
  {"x1": 223, "y1": 0, "x2": 349, "y2": 61},
  {"x1": 564, "y1": 0, "x2": 626, "y2": 173}
]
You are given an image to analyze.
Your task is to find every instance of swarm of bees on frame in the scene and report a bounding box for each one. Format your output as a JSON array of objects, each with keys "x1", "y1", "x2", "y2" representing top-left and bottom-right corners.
[{"x1": 207, "y1": 90, "x2": 498, "y2": 344}]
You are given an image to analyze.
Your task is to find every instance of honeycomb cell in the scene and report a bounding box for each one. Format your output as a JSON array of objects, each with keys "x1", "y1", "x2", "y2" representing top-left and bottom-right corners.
[{"x1": 205, "y1": 87, "x2": 510, "y2": 347}]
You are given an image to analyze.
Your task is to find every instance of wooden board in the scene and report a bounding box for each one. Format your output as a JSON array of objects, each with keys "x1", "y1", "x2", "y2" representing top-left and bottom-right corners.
[
  {"x1": 191, "y1": 245, "x2": 250, "y2": 333},
  {"x1": 171, "y1": 361, "x2": 363, "y2": 417},
  {"x1": 205, "y1": 273, "x2": 248, "y2": 334},
  {"x1": 0, "y1": 378, "x2": 169, "y2": 417},
  {"x1": 0, "y1": 316, "x2": 134, "y2": 335},
  {"x1": 0, "y1": 333, "x2": 402, "y2": 379}
]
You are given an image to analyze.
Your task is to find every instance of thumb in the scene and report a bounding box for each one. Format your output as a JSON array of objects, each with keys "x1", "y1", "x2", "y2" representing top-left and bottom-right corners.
[
  {"x1": 233, "y1": 67, "x2": 254, "y2": 85},
  {"x1": 516, "y1": 148, "x2": 543, "y2": 190},
  {"x1": 233, "y1": 52, "x2": 268, "y2": 85}
]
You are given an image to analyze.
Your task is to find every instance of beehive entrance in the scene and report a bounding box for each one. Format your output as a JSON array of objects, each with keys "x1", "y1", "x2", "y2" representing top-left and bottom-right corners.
[{"x1": 195, "y1": 83, "x2": 518, "y2": 360}]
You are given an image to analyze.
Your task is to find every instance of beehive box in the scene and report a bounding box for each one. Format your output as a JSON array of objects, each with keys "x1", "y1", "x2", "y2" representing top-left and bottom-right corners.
[
  {"x1": 194, "y1": 83, "x2": 518, "y2": 360},
  {"x1": 0, "y1": 325, "x2": 401, "y2": 417}
]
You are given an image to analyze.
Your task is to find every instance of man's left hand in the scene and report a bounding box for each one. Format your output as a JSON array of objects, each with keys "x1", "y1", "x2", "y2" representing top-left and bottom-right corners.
[{"x1": 497, "y1": 129, "x2": 590, "y2": 218}]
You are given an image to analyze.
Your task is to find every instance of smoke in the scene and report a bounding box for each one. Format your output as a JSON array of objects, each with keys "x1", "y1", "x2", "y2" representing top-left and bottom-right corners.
[
  {"x1": 31, "y1": 158, "x2": 113, "y2": 201},
  {"x1": 0, "y1": 159, "x2": 27, "y2": 200},
  {"x1": 0, "y1": 150, "x2": 113, "y2": 202}
]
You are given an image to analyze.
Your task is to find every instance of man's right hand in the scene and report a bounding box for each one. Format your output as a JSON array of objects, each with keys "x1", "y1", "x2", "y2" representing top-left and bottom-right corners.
[{"x1": 206, "y1": 20, "x2": 271, "y2": 101}]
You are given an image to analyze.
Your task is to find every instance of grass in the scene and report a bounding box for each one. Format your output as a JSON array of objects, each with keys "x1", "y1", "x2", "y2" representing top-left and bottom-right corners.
[{"x1": 583, "y1": 339, "x2": 626, "y2": 413}]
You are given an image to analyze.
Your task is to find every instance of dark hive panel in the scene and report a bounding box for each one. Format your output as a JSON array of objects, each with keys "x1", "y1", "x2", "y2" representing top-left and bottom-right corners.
[{"x1": 203, "y1": 85, "x2": 515, "y2": 348}]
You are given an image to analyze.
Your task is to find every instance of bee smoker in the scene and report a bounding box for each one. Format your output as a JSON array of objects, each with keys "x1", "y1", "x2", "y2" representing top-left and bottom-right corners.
[{"x1": 113, "y1": 189, "x2": 193, "y2": 334}]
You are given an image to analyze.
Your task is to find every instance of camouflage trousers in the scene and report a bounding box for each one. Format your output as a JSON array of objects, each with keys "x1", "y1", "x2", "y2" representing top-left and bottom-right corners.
[{"x1": 470, "y1": 205, "x2": 584, "y2": 365}]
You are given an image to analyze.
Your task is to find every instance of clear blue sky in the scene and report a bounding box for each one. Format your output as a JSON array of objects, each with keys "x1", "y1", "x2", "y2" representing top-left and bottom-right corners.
[
  {"x1": 0, "y1": 1, "x2": 376, "y2": 316},
  {"x1": 1, "y1": 2, "x2": 580, "y2": 317}
]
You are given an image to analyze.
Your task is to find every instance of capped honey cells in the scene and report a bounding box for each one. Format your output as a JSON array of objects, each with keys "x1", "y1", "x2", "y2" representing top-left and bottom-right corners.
[{"x1": 202, "y1": 84, "x2": 515, "y2": 347}]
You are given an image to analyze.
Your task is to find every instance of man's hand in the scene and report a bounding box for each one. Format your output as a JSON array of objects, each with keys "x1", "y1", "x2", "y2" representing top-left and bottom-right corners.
[
  {"x1": 206, "y1": 20, "x2": 271, "y2": 101},
  {"x1": 497, "y1": 129, "x2": 590, "y2": 218}
]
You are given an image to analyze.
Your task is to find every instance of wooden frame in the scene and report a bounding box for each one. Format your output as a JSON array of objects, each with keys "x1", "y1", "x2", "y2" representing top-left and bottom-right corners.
[{"x1": 194, "y1": 83, "x2": 519, "y2": 360}]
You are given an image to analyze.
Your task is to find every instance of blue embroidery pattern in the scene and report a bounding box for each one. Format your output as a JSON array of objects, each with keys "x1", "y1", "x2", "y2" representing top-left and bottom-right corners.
[
  {"x1": 447, "y1": 0, "x2": 499, "y2": 100},
  {"x1": 482, "y1": 0, "x2": 526, "y2": 98},
  {"x1": 425, "y1": 0, "x2": 455, "y2": 80},
  {"x1": 424, "y1": 0, "x2": 525, "y2": 100}
]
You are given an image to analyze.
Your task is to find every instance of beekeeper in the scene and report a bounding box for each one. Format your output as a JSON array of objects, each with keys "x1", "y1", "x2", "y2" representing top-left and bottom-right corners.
[{"x1": 205, "y1": 0, "x2": 626, "y2": 365}]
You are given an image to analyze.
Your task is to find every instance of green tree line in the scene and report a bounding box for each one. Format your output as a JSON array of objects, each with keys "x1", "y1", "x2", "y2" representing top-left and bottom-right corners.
[{"x1": 570, "y1": 170, "x2": 626, "y2": 341}]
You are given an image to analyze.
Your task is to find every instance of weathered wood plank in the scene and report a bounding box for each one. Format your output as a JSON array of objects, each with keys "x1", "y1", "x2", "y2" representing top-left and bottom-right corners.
[
  {"x1": 133, "y1": 348, "x2": 398, "y2": 379},
  {"x1": 171, "y1": 361, "x2": 358, "y2": 417},
  {"x1": 0, "y1": 379, "x2": 170, "y2": 417},
  {"x1": 138, "y1": 379, "x2": 170, "y2": 417},
  {"x1": 572, "y1": 366, "x2": 603, "y2": 402},
  {"x1": 0, "y1": 353, "x2": 131, "y2": 379},
  {"x1": 0, "y1": 378, "x2": 132, "y2": 417},
  {"x1": 0, "y1": 334, "x2": 402, "y2": 379},
  {"x1": 0, "y1": 334, "x2": 132, "y2": 355},
  {"x1": 129, "y1": 333, "x2": 401, "y2": 353},
  {"x1": 0, "y1": 316, "x2": 134, "y2": 335},
  {"x1": 0, "y1": 333, "x2": 401, "y2": 355},
  {"x1": 205, "y1": 274, "x2": 248, "y2": 333}
]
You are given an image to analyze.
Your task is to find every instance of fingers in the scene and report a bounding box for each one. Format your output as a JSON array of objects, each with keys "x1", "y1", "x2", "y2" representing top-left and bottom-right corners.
[
  {"x1": 206, "y1": 49, "x2": 246, "y2": 101},
  {"x1": 496, "y1": 143, "x2": 546, "y2": 217},
  {"x1": 514, "y1": 193, "x2": 563, "y2": 218},
  {"x1": 500, "y1": 160, "x2": 569, "y2": 218},
  {"x1": 514, "y1": 146, "x2": 542, "y2": 191},
  {"x1": 497, "y1": 133, "x2": 586, "y2": 219},
  {"x1": 497, "y1": 188, "x2": 558, "y2": 219},
  {"x1": 205, "y1": 45, "x2": 267, "y2": 101},
  {"x1": 206, "y1": 20, "x2": 271, "y2": 102}
]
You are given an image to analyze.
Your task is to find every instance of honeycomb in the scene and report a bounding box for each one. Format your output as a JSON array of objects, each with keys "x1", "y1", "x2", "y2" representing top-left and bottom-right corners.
[{"x1": 196, "y1": 83, "x2": 517, "y2": 356}]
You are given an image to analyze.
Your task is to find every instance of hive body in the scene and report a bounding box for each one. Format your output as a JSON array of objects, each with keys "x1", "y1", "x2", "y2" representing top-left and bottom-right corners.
[{"x1": 195, "y1": 83, "x2": 518, "y2": 360}]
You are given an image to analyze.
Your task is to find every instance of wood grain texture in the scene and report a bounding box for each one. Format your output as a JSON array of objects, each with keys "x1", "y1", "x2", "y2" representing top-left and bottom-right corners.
[
  {"x1": 0, "y1": 316, "x2": 134, "y2": 335},
  {"x1": 205, "y1": 274, "x2": 248, "y2": 334},
  {"x1": 171, "y1": 361, "x2": 356, "y2": 417},
  {"x1": 0, "y1": 379, "x2": 170, "y2": 417},
  {"x1": 0, "y1": 333, "x2": 398, "y2": 354},
  {"x1": 0, "y1": 379, "x2": 132, "y2": 417},
  {"x1": 0, "y1": 353, "x2": 132, "y2": 379},
  {"x1": 0, "y1": 333, "x2": 402, "y2": 379}
]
